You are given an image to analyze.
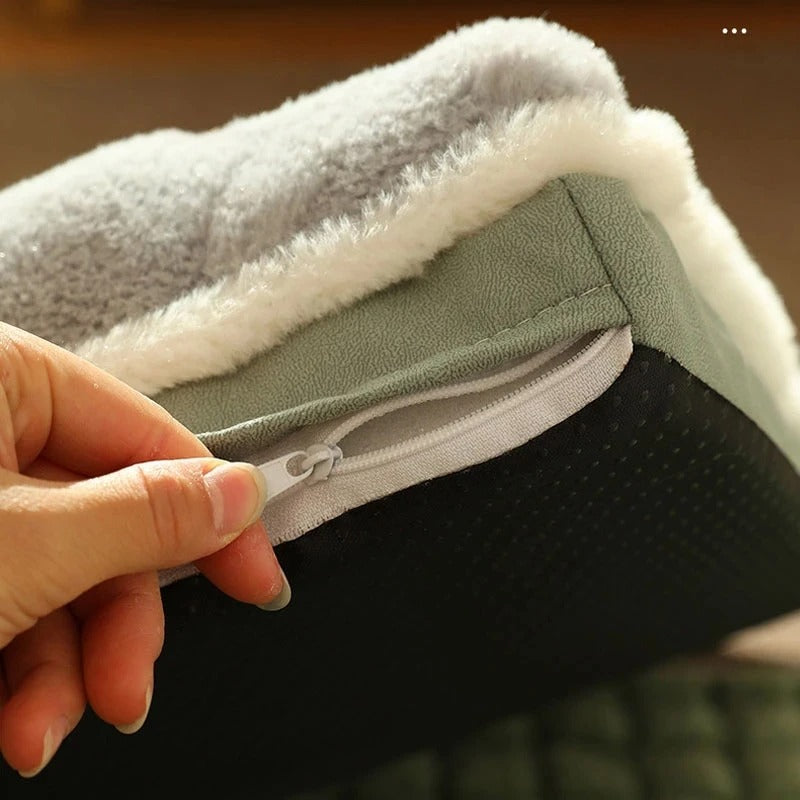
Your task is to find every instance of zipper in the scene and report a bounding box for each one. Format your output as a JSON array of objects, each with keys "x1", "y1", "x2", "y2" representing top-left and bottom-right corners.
[
  {"x1": 256, "y1": 327, "x2": 626, "y2": 505},
  {"x1": 157, "y1": 324, "x2": 631, "y2": 582},
  {"x1": 257, "y1": 445, "x2": 344, "y2": 500}
]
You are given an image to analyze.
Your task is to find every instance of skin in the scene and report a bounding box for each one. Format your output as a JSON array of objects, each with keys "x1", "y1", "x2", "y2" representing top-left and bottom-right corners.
[{"x1": 0, "y1": 322, "x2": 285, "y2": 776}]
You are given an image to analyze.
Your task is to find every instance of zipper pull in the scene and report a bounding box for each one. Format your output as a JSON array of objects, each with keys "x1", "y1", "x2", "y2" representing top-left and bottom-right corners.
[
  {"x1": 302, "y1": 443, "x2": 343, "y2": 485},
  {"x1": 257, "y1": 444, "x2": 343, "y2": 504}
]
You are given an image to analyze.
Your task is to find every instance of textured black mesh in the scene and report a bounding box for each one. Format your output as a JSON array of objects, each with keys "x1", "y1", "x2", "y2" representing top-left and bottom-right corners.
[{"x1": 6, "y1": 345, "x2": 800, "y2": 798}]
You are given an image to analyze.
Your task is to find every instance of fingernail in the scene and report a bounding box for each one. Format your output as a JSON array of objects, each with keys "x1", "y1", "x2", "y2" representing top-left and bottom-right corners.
[
  {"x1": 115, "y1": 683, "x2": 153, "y2": 735},
  {"x1": 258, "y1": 567, "x2": 292, "y2": 611},
  {"x1": 203, "y1": 461, "x2": 268, "y2": 538},
  {"x1": 18, "y1": 716, "x2": 70, "y2": 778}
]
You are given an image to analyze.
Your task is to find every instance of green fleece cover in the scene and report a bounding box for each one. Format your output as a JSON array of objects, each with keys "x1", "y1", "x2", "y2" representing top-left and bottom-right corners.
[
  {"x1": 286, "y1": 662, "x2": 800, "y2": 800},
  {"x1": 153, "y1": 173, "x2": 800, "y2": 473}
]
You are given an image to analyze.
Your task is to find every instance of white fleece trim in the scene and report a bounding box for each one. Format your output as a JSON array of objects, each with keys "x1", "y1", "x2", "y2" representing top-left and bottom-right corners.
[{"x1": 74, "y1": 96, "x2": 800, "y2": 430}]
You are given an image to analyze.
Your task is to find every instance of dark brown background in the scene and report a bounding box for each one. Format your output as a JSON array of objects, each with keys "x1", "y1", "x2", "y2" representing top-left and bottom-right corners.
[{"x1": 2, "y1": 1, "x2": 798, "y2": 320}]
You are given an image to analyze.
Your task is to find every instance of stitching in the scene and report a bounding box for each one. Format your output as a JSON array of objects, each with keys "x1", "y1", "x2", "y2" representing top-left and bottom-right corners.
[
  {"x1": 473, "y1": 283, "x2": 613, "y2": 345},
  {"x1": 558, "y1": 176, "x2": 635, "y2": 322}
]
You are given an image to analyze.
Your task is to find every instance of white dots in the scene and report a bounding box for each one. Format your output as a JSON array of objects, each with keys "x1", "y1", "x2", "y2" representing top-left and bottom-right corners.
[
  {"x1": 742, "y1": 27, "x2": 747, "y2": 34},
  {"x1": 722, "y1": 27, "x2": 728, "y2": 33},
  {"x1": 732, "y1": 27, "x2": 738, "y2": 33}
]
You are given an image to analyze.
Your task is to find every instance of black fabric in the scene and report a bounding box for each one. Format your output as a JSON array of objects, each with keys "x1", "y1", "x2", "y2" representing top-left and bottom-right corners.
[{"x1": 5, "y1": 345, "x2": 800, "y2": 797}]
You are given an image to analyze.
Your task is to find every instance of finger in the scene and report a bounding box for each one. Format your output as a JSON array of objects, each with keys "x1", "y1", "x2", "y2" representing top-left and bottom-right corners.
[
  {"x1": 0, "y1": 609, "x2": 84, "y2": 777},
  {"x1": 16, "y1": 459, "x2": 168, "y2": 718},
  {"x1": 21, "y1": 457, "x2": 289, "y2": 610},
  {"x1": 71, "y1": 573, "x2": 162, "y2": 733},
  {"x1": 0, "y1": 374, "x2": 19, "y2": 473},
  {"x1": 0, "y1": 663, "x2": 8, "y2": 707},
  {"x1": 194, "y1": 520, "x2": 288, "y2": 609},
  {"x1": 0, "y1": 459, "x2": 274, "y2": 614},
  {"x1": 0, "y1": 322, "x2": 212, "y2": 475},
  {"x1": 30, "y1": 460, "x2": 163, "y2": 728},
  {"x1": 3, "y1": 327, "x2": 285, "y2": 610},
  {"x1": 23, "y1": 456, "x2": 83, "y2": 482}
]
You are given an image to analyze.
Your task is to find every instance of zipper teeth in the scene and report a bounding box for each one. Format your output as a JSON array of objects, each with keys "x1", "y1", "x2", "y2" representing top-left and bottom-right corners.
[
  {"x1": 322, "y1": 332, "x2": 586, "y2": 447},
  {"x1": 331, "y1": 329, "x2": 610, "y2": 475}
]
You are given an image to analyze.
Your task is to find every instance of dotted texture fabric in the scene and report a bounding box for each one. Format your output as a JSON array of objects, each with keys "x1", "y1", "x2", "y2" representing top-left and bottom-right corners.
[{"x1": 6, "y1": 345, "x2": 800, "y2": 798}]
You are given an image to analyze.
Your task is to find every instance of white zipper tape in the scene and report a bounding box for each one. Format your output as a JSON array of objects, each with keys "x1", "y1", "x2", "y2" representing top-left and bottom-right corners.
[
  {"x1": 320, "y1": 331, "x2": 586, "y2": 447},
  {"x1": 259, "y1": 325, "x2": 631, "y2": 536},
  {"x1": 159, "y1": 325, "x2": 632, "y2": 586},
  {"x1": 252, "y1": 330, "x2": 589, "y2": 504}
]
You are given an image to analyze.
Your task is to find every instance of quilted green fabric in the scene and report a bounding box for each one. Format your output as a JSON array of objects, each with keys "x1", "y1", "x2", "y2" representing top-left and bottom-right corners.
[{"x1": 288, "y1": 663, "x2": 800, "y2": 800}]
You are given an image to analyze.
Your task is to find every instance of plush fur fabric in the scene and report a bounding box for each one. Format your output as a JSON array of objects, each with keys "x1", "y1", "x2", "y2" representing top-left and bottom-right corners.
[
  {"x1": 0, "y1": 16, "x2": 798, "y2": 431},
  {"x1": 0, "y1": 17, "x2": 622, "y2": 348}
]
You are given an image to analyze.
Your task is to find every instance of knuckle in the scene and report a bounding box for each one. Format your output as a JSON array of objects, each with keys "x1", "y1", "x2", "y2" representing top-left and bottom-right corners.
[
  {"x1": 0, "y1": 508, "x2": 55, "y2": 646},
  {"x1": 0, "y1": 330, "x2": 27, "y2": 413},
  {"x1": 133, "y1": 463, "x2": 202, "y2": 558},
  {"x1": 129, "y1": 420, "x2": 177, "y2": 465},
  {"x1": 0, "y1": 327, "x2": 51, "y2": 451},
  {"x1": 126, "y1": 399, "x2": 207, "y2": 465}
]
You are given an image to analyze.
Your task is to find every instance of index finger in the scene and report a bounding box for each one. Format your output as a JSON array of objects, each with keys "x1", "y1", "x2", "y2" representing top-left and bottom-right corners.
[
  {"x1": 3, "y1": 324, "x2": 284, "y2": 608},
  {"x1": 2, "y1": 323, "x2": 210, "y2": 475}
]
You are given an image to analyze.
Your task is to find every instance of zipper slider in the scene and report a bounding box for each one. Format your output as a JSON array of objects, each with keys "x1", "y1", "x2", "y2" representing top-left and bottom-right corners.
[
  {"x1": 257, "y1": 444, "x2": 343, "y2": 505},
  {"x1": 302, "y1": 443, "x2": 344, "y2": 485}
]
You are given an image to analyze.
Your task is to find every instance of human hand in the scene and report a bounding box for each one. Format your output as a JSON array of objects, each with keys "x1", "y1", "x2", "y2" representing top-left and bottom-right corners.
[{"x1": 0, "y1": 322, "x2": 289, "y2": 777}]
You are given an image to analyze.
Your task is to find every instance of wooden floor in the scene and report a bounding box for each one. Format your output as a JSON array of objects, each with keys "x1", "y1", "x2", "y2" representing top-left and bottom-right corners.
[{"x1": 1, "y1": 1, "x2": 798, "y2": 320}]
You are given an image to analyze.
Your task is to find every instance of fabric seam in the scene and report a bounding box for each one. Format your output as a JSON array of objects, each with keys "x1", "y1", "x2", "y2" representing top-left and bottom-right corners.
[
  {"x1": 472, "y1": 283, "x2": 613, "y2": 346},
  {"x1": 558, "y1": 176, "x2": 636, "y2": 324},
  {"x1": 202, "y1": 287, "x2": 622, "y2": 440}
]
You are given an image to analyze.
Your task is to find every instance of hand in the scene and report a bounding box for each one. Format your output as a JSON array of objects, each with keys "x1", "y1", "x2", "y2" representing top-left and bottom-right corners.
[{"x1": 0, "y1": 322, "x2": 289, "y2": 777}]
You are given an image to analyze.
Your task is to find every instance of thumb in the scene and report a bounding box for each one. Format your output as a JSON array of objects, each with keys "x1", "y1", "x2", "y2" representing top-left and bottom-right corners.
[{"x1": 1, "y1": 459, "x2": 268, "y2": 609}]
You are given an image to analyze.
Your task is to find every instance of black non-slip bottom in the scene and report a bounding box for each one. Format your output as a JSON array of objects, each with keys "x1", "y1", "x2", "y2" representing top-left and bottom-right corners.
[{"x1": 5, "y1": 345, "x2": 800, "y2": 798}]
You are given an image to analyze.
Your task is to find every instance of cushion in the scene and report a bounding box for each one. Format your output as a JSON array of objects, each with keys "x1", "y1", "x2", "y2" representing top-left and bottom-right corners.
[{"x1": 2, "y1": 16, "x2": 800, "y2": 798}]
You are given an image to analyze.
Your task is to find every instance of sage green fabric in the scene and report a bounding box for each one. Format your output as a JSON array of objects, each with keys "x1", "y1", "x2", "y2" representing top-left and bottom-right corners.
[
  {"x1": 156, "y1": 179, "x2": 628, "y2": 460},
  {"x1": 560, "y1": 174, "x2": 800, "y2": 473},
  {"x1": 286, "y1": 662, "x2": 800, "y2": 800},
  {"x1": 154, "y1": 173, "x2": 800, "y2": 472}
]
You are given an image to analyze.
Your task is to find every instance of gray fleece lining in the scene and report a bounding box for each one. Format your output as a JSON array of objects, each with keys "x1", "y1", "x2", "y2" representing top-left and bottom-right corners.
[{"x1": 0, "y1": 18, "x2": 623, "y2": 347}]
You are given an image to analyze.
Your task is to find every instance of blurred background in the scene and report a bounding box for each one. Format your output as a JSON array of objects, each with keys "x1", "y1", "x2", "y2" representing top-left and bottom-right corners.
[{"x1": 1, "y1": 0, "x2": 798, "y2": 319}]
